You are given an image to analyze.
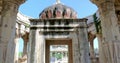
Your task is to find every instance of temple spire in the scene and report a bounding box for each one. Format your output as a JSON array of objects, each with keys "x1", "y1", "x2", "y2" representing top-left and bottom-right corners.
[{"x1": 56, "y1": 0, "x2": 61, "y2": 4}]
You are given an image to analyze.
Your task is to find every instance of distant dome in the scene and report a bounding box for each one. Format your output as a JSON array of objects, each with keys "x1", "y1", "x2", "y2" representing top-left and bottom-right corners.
[{"x1": 39, "y1": 3, "x2": 77, "y2": 19}]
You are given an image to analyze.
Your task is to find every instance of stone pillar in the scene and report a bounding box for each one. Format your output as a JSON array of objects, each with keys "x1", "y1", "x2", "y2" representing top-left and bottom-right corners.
[
  {"x1": 0, "y1": 0, "x2": 2, "y2": 21},
  {"x1": 14, "y1": 23, "x2": 21, "y2": 63},
  {"x1": 91, "y1": 0, "x2": 120, "y2": 63},
  {"x1": 88, "y1": 32, "x2": 96, "y2": 63},
  {"x1": 70, "y1": 20, "x2": 89, "y2": 63},
  {"x1": 96, "y1": 34, "x2": 105, "y2": 63},
  {"x1": 69, "y1": 32, "x2": 80, "y2": 63},
  {"x1": 23, "y1": 41, "x2": 27, "y2": 57},
  {"x1": 0, "y1": 0, "x2": 25, "y2": 63},
  {"x1": 28, "y1": 29, "x2": 45, "y2": 63},
  {"x1": 22, "y1": 32, "x2": 29, "y2": 57},
  {"x1": 77, "y1": 28, "x2": 90, "y2": 63},
  {"x1": 89, "y1": 40, "x2": 96, "y2": 63},
  {"x1": 89, "y1": 41, "x2": 94, "y2": 60},
  {"x1": 14, "y1": 34, "x2": 19, "y2": 63}
]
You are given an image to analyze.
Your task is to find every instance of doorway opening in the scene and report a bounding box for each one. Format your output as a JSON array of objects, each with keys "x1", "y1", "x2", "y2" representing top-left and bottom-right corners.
[{"x1": 46, "y1": 39, "x2": 73, "y2": 63}]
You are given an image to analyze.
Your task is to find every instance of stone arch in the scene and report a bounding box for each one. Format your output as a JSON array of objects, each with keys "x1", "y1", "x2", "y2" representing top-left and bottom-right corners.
[{"x1": 0, "y1": 0, "x2": 119, "y2": 62}]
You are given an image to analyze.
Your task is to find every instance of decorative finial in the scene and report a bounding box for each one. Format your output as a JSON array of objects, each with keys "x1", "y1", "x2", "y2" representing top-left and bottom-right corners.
[{"x1": 56, "y1": 0, "x2": 61, "y2": 4}]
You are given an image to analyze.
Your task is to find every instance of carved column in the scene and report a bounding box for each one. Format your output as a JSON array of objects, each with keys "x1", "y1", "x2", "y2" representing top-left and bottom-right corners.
[
  {"x1": 96, "y1": 34, "x2": 104, "y2": 63},
  {"x1": 14, "y1": 23, "x2": 21, "y2": 63},
  {"x1": 88, "y1": 32, "x2": 96, "y2": 63},
  {"x1": 91, "y1": 0, "x2": 120, "y2": 63},
  {"x1": 22, "y1": 32, "x2": 29, "y2": 57},
  {"x1": 78, "y1": 28, "x2": 90, "y2": 63},
  {"x1": 0, "y1": 0, "x2": 25, "y2": 63},
  {"x1": 78, "y1": 20, "x2": 90, "y2": 63},
  {"x1": 69, "y1": 19, "x2": 89, "y2": 63},
  {"x1": 89, "y1": 40, "x2": 96, "y2": 63},
  {"x1": 0, "y1": 0, "x2": 2, "y2": 21},
  {"x1": 28, "y1": 29, "x2": 45, "y2": 63},
  {"x1": 69, "y1": 32, "x2": 80, "y2": 63}
]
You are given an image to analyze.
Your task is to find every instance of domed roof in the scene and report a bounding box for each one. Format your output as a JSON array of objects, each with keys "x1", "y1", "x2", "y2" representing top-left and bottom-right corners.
[{"x1": 39, "y1": 3, "x2": 77, "y2": 19}]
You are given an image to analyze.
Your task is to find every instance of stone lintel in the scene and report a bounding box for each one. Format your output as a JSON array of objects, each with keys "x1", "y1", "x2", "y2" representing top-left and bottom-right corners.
[
  {"x1": 30, "y1": 26, "x2": 87, "y2": 30},
  {"x1": 29, "y1": 18, "x2": 87, "y2": 23},
  {"x1": 30, "y1": 19, "x2": 88, "y2": 31},
  {"x1": 31, "y1": 25, "x2": 81, "y2": 27},
  {"x1": 30, "y1": 26, "x2": 88, "y2": 33}
]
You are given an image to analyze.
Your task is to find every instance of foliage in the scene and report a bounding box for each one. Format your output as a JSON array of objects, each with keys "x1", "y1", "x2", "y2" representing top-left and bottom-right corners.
[
  {"x1": 55, "y1": 53, "x2": 62, "y2": 60},
  {"x1": 24, "y1": 23, "x2": 30, "y2": 28},
  {"x1": 52, "y1": 52, "x2": 63, "y2": 60},
  {"x1": 93, "y1": 13, "x2": 102, "y2": 34},
  {"x1": 19, "y1": 52, "x2": 23, "y2": 58}
]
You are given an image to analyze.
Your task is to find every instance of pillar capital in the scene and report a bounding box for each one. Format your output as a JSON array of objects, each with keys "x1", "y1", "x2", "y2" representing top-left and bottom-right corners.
[
  {"x1": 90, "y1": 0, "x2": 114, "y2": 7},
  {"x1": 88, "y1": 32, "x2": 96, "y2": 42},
  {"x1": 1, "y1": 0, "x2": 25, "y2": 15},
  {"x1": 91, "y1": 0, "x2": 115, "y2": 15},
  {"x1": 22, "y1": 32, "x2": 29, "y2": 42},
  {"x1": 4, "y1": 0, "x2": 26, "y2": 6}
]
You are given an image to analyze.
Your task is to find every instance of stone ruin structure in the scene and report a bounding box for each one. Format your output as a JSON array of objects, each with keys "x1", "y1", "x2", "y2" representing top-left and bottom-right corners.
[
  {"x1": 1, "y1": 0, "x2": 120, "y2": 63},
  {"x1": 28, "y1": 2, "x2": 89, "y2": 63}
]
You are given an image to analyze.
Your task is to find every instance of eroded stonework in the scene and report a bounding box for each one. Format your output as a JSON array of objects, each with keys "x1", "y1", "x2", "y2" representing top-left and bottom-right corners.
[
  {"x1": 39, "y1": 3, "x2": 77, "y2": 19},
  {"x1": 1, "y1": 0, "x2": 120, "y2": 63}
]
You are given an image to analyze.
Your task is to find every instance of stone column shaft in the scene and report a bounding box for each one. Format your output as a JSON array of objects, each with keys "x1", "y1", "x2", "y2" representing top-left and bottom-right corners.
[
  {"x1": 69, "y1": 32, "x2": 80, "y2": 63},
  {"x1": 90, "y1": 40, "x2": 94, "y2": 58},
  {"x1": 91, "y1": 0, "x2": 120, "y2": 63},
  {"x1": 0, "y1": 0, "x2": 25, "y2": 63},
  {"x1": 22, "y1": 41, "x2": 27, "y2": 57},
  {"x1": 88, "y1": 32, "x2": 96, "y2": 63},
  {"x1": 96, "y1": 34, "x2": 105, "y2": 63},
  {"x1": 28, "y1": 29, "x2": 45, "y2": 63},
  {"x1": 22, "y1": 32, "x2": 29, "y2": 57},
  {"x1": 89, "y1": 40, "x2": 96, "y2": 63},
  {"x1": 71, "y1": 20, "x2": 90, "y2": 63},
  {"x1": 99, "y1": 2, "x2": 119, "y2": 63},
  {"x1": 78, "y1": 28, "x2": 90, "y2": 63},
  {"x1": 72, "y1": 20, "x2": 90, "y2": 63},
  {"x1": 14, "y1": 24, "x2": 21, "y2": 63},
  {"x1": 0, "y1": 0, "x2": 2, "y2": 21},
  {"x1": 14, "y1": 37, "x2": 19, "y2": 63}
]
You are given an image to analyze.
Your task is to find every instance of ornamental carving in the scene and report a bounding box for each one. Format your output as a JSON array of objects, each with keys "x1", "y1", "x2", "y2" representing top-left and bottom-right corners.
[{"x1": 39, "y1": 3, "x2": 77, "y2": 19}]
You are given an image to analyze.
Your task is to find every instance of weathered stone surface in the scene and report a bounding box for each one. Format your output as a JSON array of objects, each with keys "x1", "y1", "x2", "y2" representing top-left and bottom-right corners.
[
  {"x1": 78, "y1": 28, "x2": 90, "y2": 63},
  {"x1": 88, "y1": 33, "x2": 96, "y2": 63},
  {"x1": 28, "y1": 29, "x2": 45, "y2": 63},
  {"x1": 91, "y1": 0, "x2": 120, "y2": 63},
  {"x1": 96, "y1": 34, "x2": 104, "y2": 63},
  {"x1": 69, "y1": 32, "x2": 80, "y2": 63},
  {"x1": 29, "y1": 18, "x2": 89, "y2": 63},
  {"x1": 69, "y1": 24, "x2": 90, "y2": 63},
  {"x1": 0, "y1": 0, "x2": 26, "y2": 63},
  {"x1": 22, "y1": 32, "x2": 29, "y2": 57},
  {"x1": 39, "y1": 3, "x2": 77, "y2": 19}
]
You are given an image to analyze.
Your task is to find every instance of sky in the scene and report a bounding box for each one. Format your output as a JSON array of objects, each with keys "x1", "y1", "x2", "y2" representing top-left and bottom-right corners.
[
  {"x1": 18, "y1": 0, "x2": 98, "y2": 52},
  {"x1": 19, "y1": 0, "x2": 98, "y2": 18}
]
